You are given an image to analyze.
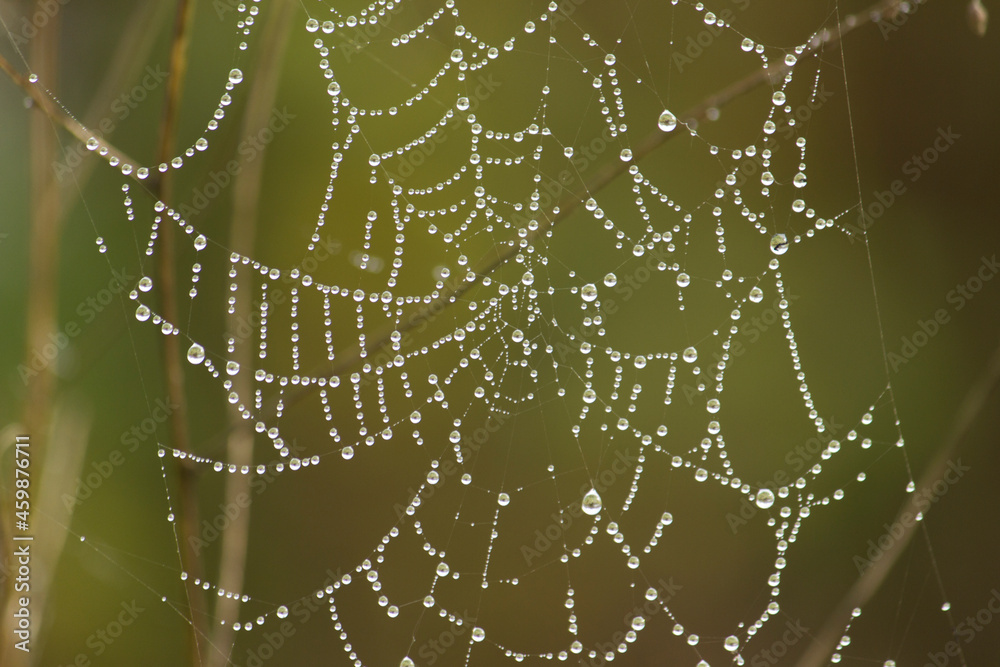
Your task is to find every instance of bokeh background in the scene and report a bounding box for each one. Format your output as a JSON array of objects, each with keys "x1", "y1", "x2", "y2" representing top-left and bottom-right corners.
[{"x1": 1, "y1": 0, "x2": 999, "y2": 666}]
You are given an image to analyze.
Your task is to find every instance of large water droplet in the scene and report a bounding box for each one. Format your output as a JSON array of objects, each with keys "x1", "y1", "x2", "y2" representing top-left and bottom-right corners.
[
  {"x1": 276, "y1": 605, "x2": 288, "y2": 619},
  {"x1": 770, "y1": 233, "x2": 789, "y2": 255},
  {"x1": 755, "y1": 489, "x2": 775, "y2": 509},
  {"x1": 187, "y1": 343, "x2": 205, "y2": 365},
  {"x1": 228, "y1": 69, "x2": 244, "y2": 84},
  {"x1": 603, "y1": 273, "x2": 617, "y2": 287},
  {"x1": 724, "y1": 636, "x2": 740, "y2": 652},
  {"x1": 658, "y1": 110, "x2": 677, "y2": 132},
  {"x1": 581, "y1": 488, "x2": 603, "y2": 515},
  {"x1": 682, "y1": 346, "x2": 698, "y2": 363},
  {"x1": 581, "y1": 283, "x2": 598, "y2": 302},
  {"x1": 226, "y1": 361, "x2": 240, "y2": 376},
  {"x1": 471, "y1": 627, "x2": 486, "y2": 642}
]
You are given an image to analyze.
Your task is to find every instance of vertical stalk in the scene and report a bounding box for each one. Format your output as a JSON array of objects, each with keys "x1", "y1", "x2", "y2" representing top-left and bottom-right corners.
[
  {"x1": 1, "y1": 5, "x2": 60, "y2": 666},
  {"x1": 206, "y1": 2, "x2": 296, "y2": 665},
  {"x1": 154, "y1": 0, "x2": 206, "y2": 663}
]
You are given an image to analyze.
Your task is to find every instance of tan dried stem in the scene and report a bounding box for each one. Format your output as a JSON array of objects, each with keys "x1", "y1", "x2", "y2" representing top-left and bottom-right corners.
[{"x1": 205, "y1": 2, "x2": 297, "y2": 665}]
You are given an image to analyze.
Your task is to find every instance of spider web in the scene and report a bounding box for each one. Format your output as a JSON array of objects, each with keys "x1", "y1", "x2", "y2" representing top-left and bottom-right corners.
[{"x1": 9, "y1": 0, "x2": 963, "y2": 665}]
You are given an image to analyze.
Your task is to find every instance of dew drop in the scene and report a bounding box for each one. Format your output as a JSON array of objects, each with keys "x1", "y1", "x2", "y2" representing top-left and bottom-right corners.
[
  {"x1": 436, "y1": 562, "x2": 450, "y2": 577},
  {"x1": 581, "y1": 283, "x2": 598, "y2": 302},
  {"x1": 725, "y1": 635, "x2": 740, "y2": 652},
  {"x1": 619, "y1": 148, "x2": 633, "y2": 162},
  {"x1": 369, "y1": 154, "x2": 381, "y2": 167},
  {"x1": 603, "y1": 273, "x2": 617, "y2": 287},
  {"x1": 187, "y1": 343, "x2": 206, "y2": 365},
  {"x1": 194, "y1": 234, "x2": 207, "y2": 251},
  {"x1": 582, "y1": 389, "x2": 597, "y2": 404},
  {"x1": 228, "y1": 69, "x2": 244, "y2": 84},
  {"x1": 138, "y1": 276, "x2": 153, "y2": 292},
  {"x1": 770, "y1": 233, "x2": 789, "y2": 255},
  {"x1": 498, "y1": 492, "x2": 510, "y2": 506},
  {"x1": 276, "y1": 605, "x2": 288, "y2": 619},
  {"x1": 471, "y1": 627, "x2": 486, "y2": 642},
  {"x1": 341, "y1": 446, "x2": 354, "y2": 460},
  {"x1": 581, "y1": 488, "x2": 603, "y2": 516},
  {"x1": 682, "y1": 346, "x2": 698, "y2": 363},
  {"x1": 676, "y1": 272, "x2": 690, "y2": 288},
  {"x1": 658, "y1": 110, "x2": 677, "y2": 132},
  {"x1": 755, "y1": 489, "x2": 775, "y2": 509},
  {"x1": 135, "y1": 305, "x2": 151, "y2": 322},
  {"x1": 226, "y1": 361, "x2": 240, "y2": 376},
  {"x1": 749, "y1": 286, "x2": 764, "y2": 303}
]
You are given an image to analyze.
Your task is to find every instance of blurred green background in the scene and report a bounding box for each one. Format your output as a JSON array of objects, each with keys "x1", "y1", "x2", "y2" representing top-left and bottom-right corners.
[{"x1": 1, "y1": 0, "x2": 999, "y2": 666}]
